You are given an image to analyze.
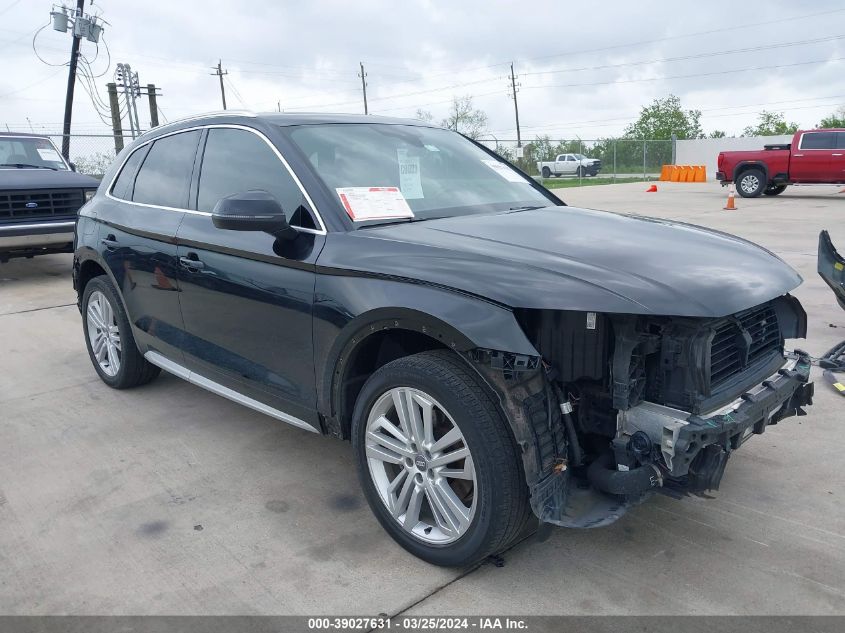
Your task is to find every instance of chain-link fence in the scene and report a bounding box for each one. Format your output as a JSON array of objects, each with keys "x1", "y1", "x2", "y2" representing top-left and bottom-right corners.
[{"x1": 476, "y1": 138, "x2": 673, "y2": 186}]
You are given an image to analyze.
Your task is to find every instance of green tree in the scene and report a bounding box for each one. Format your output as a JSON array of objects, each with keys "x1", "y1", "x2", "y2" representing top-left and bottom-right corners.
[
  {"x1": 623, "y1": 94, "x2": 703, "y2": 140},
  {"x1": 440, "y1": 95, "x2": 488, "y2": 139},
  {"x1": 818, "y1": 106, "x2": 845, "y2": 128},
  {"x1": 742, "y1": 111, "x2": 799, "y2": 136},
  {"x1": 709, "y1": 130, "x2": 727, "y2": 138}
]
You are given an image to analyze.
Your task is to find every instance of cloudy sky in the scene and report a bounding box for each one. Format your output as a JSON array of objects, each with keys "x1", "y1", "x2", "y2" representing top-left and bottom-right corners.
[{"x1": 1, "y1": 0, "x2": 844, "y2": 141}]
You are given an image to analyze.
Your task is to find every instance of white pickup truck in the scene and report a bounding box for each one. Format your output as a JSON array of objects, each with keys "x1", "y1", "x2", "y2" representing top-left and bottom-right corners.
[{"x1": 537, "y1": 153, "x2": 602, "y2": 178}]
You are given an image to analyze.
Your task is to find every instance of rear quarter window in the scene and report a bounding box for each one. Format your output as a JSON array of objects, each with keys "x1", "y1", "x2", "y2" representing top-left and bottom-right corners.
[{"x1": 110, "y1": 146, "x2": 149, "y2": 201}]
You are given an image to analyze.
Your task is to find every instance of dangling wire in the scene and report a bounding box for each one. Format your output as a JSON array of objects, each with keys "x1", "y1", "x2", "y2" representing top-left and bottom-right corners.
[{"x1": 32, "y1": 19, "x2": 67, "y2": 67}]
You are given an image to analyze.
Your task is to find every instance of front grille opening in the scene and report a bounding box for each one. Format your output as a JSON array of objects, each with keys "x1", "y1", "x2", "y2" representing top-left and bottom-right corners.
[
  {"x1": 0, "y1": 189, "x2": 85, "y2": 222},
  {"x1": 709, "y1": 304, "x2": 781, "y2": 390}
]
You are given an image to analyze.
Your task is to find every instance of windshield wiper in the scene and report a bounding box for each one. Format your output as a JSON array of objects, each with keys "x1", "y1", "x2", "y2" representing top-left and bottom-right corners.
[
  {"x1": 0, "y1": 163, "x2": 58, "y2": 170},
  {"x1": 508, "y1": 205, "x2": 546, "y2": 211}
]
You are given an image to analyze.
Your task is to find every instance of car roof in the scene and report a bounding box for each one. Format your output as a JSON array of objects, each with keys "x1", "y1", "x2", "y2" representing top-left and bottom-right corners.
[
  {"x1": 137, "y1": 110, "x2": 438, "y2": 142},
  {"x1": 0, "y1": 132, "x2": 53, "y2": 139}
]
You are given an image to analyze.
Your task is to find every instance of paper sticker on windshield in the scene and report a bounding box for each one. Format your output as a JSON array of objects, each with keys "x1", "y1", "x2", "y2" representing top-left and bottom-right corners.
[
  {"x1": 397, "y1": 150, "x2": 423, "y2": 199},
  {"x1": 336, "y1": 187, "x2": 414, "y2": 222},
  {"x1": 424, "y1": 144, "x2": 440, "y2": 152},
  {"x1": 36, "y1": 148, "x2": 62, "y2": 162},
  {"x1": 481, "y1": 159, "x2": 525, "y2": 182}
]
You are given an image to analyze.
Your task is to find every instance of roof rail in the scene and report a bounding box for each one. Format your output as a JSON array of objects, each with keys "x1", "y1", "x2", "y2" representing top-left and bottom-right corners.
[{"x1": 138, "y1": 110, "x2": 257, "y2": 137}]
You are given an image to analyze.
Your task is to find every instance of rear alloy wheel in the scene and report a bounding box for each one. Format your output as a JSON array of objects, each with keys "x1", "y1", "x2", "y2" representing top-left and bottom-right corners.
[
  {"x1": 86, "y1": 289, "x2": 122, "y2": 377},
  {"x1": 82, "y1": 276, "x2": 160, "y2": 389},
  {"x1": 764, "y1": 184, "x2": 787, "y2": 196},
  {"x1": 737, "y1": 169, "x2": 766, "y2": 197},
  {"x1": 352, "y1": 350, "x2": 529, "y2": 566}
]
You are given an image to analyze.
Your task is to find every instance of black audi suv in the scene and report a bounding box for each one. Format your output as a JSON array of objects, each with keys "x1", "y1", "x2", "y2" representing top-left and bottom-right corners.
[{"x1": 73, "y1": 111, "x2": 813, "y2": 566}]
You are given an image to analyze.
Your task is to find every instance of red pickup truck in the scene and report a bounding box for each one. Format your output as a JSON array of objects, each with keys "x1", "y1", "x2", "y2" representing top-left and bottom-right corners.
[{"x1": 717, "y1": 128, "x2": 845, "y2": 197}]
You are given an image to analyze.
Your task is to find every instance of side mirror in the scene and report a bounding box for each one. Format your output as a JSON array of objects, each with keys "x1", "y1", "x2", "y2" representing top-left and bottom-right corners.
[
  {"x1": 69, "y1": 161, "x2": 77, "y2": 172},
  {"x1": 212, "y1": 190, "x2": 296, "y2": 239}
]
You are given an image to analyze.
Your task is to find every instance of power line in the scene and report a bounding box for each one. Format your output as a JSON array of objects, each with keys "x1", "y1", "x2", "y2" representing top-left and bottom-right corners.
[
  {"x1": 520, "y1": 35, "x2": 845, "y2": 78},
  {"x1": 515, "y1": 7, "x2": 845, "y2": 67},
  {"x1": 522, "y1": 56, "x2": 845, "y2": 91}
]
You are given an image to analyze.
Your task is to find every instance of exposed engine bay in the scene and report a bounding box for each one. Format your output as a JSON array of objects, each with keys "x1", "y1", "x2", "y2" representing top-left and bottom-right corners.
[{"x1": 510, "y1": 295, "x2": 814, "y2": 527}]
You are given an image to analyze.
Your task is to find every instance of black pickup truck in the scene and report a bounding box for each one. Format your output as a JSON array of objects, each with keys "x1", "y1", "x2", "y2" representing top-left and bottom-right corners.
[{"x1": 1, "y1": 132, "x2": 100, "y2": 262}]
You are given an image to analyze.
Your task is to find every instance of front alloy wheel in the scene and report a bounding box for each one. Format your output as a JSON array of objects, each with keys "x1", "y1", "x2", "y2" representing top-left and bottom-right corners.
[
  {"x1": 365, "y1": 387, "x2": 477, "y2": 544},
  {"x1": 352, "y1": 350, "x2": 530, "y2": 566}
]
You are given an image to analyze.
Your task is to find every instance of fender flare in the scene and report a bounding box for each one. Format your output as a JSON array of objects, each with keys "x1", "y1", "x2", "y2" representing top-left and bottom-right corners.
[
  {"x1": 320, "y1": 301, "x2": 539, "y2": 422},
  {"x1": 733, "y1": 160, "x2": 769, "y2": 183}
]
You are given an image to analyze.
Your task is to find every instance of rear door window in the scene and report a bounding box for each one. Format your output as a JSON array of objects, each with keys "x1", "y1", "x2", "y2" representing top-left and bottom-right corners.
[
  {"x1": 836, "y1": 132, "x2": 845, "y2": 149},
  {"x1": 132, "y1": 130, "x2": 200, "y2": 208},
  {"x1": 800, "y1": 132, "x2": 836, "y2": 150}
]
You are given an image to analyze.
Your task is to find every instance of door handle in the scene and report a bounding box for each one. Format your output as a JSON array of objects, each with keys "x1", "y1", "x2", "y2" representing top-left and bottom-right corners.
[
  {"x1": 100, "y1": 234, "x2": 118, "y2": 250},
  {"x1": 179, "y1": 255, "x2": 205, "y2": 270},
  {"x1": 833, "y1": 153, "x2": 843, "y2": 156}
]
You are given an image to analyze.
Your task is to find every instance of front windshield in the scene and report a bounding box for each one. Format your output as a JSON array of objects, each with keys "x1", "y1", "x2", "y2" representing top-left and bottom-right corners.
[
  {"x1": 0, "y1": 136, "x2": 68, "y2": 170},
  {"x1": 286, "y1": 124, "x2": 553, "y2": 223}
]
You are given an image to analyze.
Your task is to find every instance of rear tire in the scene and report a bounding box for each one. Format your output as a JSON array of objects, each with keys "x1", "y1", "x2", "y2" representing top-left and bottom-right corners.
[
  {"x1": 764, "y1": 184, "x2": 787, "y2": 196},
  {"x1": 736, "y1": 168, "x2": 766, "y2": 197},
  {"x1": 541, "y1": 166, "x2": 551, "y2": 178},
  {"x1": 82, "y1": 276, "x2": 160, "y2": 389},
  {"x1": 351, "y1": 350, "x2": 529, "y2": 567},
  {"x1": 576, "y1": 166, "x2": 585, "y2": 177}
]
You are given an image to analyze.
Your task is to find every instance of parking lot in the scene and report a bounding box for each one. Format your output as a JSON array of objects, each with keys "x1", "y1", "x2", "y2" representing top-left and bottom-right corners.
[{"x1": 1, "y1": 180, "x2": 844, "y2": 615}]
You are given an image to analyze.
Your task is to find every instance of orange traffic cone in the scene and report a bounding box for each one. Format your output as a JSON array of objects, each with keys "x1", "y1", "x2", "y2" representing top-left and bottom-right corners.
[
  {"x1": 724, "y1": 185, "x2": 737, "y2": 210},
  {"x1": 646, "y1": 184, "x2": 657, "y2": 192}
]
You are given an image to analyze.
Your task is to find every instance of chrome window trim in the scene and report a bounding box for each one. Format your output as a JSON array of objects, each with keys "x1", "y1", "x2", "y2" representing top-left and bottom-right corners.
[
  {"x1": 0, "y1": 134, "x2": 72, "y2": 170},
  {"x1": 105, "y1": 123, "x2": 327, "y2": 235},
  {"x1": 144, "y1": 350, "x2": 318, "y2": 434},
  {"x1": 797, "y1": 131, "x2": 837, "y2": 151}
]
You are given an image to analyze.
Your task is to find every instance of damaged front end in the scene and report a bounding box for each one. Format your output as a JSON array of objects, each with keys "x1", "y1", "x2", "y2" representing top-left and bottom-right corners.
[{"x1": 467, "y1": 295, "x2": 814, "y2": 529}]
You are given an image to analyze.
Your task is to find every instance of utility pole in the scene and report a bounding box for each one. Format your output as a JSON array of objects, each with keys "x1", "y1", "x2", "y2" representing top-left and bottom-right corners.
[
  {"x1": 106, "y1": 82, "x2": 124, "y2": 153},
  {"x1": 60, "y1": 0, "x2": 85, "y2": 160},
  {"x1": 358, "y1": 61, "x2": 368, "y2": 115},
  {"x1": 508, "y1": 62, "x2": 522, "y2": 148},
  {"x1": 146, "y1": 83, "x2": 159, "y2": 127},
  {"x1": 211, "y1": 60, "x2": 227, "y2": 110}
]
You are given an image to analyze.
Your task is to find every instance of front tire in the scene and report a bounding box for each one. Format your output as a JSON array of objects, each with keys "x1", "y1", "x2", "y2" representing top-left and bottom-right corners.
[
  {"x1": 541, "y1": 166, "x2": 551, "y2": 178},
  {"x1": 737, "y1": 169, "x2": 766, "y2": 197},
  {"x1": 82, "y1": 276, "x2": 160, "y2": 389},
  {"x1": 764, "y1": 184, "x2": 787, "y2": 196},
  {"x1": 352, "y1": 350, "x2": 529, "y2": 567}
]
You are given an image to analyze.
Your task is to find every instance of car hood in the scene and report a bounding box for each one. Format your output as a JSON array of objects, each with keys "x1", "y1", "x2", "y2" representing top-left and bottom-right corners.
[
  {"x1": 0, "y1": 168, "x2": 100, "y2": 190},
  {"x1": 320, "y1": 206, "x2": 802, "y2": 317}
]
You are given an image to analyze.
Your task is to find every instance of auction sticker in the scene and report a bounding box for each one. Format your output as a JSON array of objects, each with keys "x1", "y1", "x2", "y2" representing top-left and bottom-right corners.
[
  {"x1": 397, "y1": 149, "x2": 423, "y2": 199},
  {"x1": 336, "y1": 187, "x2": 414, "y2": 221},
  {"x1": 481, "y1": 159, "x2": 525, "y2": 182},
  {"x1": 36, "y1": 148, "x2": 62, "y2": 162}
]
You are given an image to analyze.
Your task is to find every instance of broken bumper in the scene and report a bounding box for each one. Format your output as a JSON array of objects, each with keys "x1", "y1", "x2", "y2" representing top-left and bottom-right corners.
[
  {"x1": 532, "y1": 352, "x2": 813, "y2": 528},
  {"x1": 619, "y1": 351, "x2": 813, "y2": 484}
]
